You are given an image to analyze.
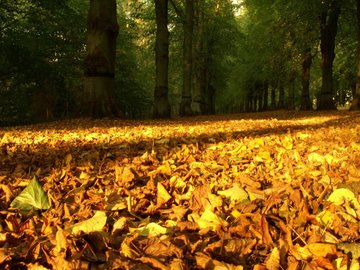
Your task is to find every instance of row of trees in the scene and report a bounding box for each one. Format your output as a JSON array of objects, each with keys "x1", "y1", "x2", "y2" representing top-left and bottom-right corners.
[
  {"x1": 0, "y1": 0, "x2": 359, "y2": 125},
  {"x1": 219, "y1": 0, "x2": 360, "y2": 112}
]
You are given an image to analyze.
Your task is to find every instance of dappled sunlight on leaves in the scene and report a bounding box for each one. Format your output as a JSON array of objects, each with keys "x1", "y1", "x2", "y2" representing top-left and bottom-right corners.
[{"x1": 0, "y1": 111, "x2": 360, "y2": 268}]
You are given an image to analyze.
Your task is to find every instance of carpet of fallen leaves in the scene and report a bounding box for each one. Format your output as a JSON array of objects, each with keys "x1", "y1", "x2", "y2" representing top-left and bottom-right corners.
[{"x1": 1, "y1": 111, "x2": 360, "y2": 270}]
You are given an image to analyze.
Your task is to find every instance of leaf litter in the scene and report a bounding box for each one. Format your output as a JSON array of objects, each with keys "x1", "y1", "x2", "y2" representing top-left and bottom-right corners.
[{"x1": 0, "y1": 111, "x2": 360, "y2": 269}]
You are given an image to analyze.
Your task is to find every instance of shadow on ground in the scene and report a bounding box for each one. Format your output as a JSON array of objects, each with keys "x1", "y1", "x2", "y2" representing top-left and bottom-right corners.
[{"x1": 1, "y1": 111, "x2": 359, "y2": 180}]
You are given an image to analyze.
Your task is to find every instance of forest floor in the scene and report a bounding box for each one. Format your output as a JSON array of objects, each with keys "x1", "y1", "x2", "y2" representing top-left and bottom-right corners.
[{"x1": 0, "y1": 110, "x2": 360, "y2": 270}]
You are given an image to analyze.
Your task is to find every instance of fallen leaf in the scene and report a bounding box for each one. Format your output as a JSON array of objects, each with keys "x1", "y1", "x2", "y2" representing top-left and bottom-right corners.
[
  {"x1": 327, "y1": 188, "x2": 360, "y2": 209},
  {"x1": 157, "y1": 182, "x2": 172, "y2": 205},
  {"x1": 265, "y1": 247, "x2": 280, "y2": 270},
  {"x1": 68, "y1": 211, "x2": 107, "y2": 235},
  {"x1": 197, "y1": 209, "x2": 227, "y2": 231},
  {"x1": 10, "y1": 176, "x2": 50, "y2": 211},
  {"x1": 218, "y1": 184, "x2": 249, "y2": 203}
]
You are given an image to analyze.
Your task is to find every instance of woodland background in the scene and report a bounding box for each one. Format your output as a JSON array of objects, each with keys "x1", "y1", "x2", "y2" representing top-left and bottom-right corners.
[{"x1": 0, "y1": 0, "x2": 360, "y2": 126}]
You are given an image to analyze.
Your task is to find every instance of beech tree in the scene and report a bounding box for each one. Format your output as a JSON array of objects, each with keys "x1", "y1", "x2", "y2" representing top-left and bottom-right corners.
[
  {"x1": 153, "y1": 0, "x2": 171, "y2": 118},
  {"x1": 83, "y1": 0, "x2": 119, "y2": 118},
  {"x1": 351, "y1": 0, "x2": 360, "y2": 110},
  {"x1": 169, "y1": 0, "x2": 195, "y2": 116},
  {"x1": 317, "y1": 0, "x2": 341, "y2": 110}
]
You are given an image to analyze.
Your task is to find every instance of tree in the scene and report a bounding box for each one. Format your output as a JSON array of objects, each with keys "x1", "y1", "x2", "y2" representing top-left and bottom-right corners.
[
  {"x1": 180, "y1": 0, "x2": 195, "y2": 116},
  {"x1": 153, "y1": 0, "x2": 171, "y2": 118},
  {"x1": 351, "y1": 0, "x2": 360, "y2": 110},
  {"x1": 317, "y1": 0, "x2": 341, "y2": 110},
  {"x1": 83, "y1": 0, "x2": 119, "y2": 118},
  {"x1": 0, "y1": 0, "x2": 86, "y2": 125},
  {"x1": 300, "y1": 48, "x2": 313, "y2": 110}
]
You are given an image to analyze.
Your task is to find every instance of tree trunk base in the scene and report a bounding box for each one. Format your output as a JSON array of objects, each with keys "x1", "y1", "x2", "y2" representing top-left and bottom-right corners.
[
  {"x1": 84, "y1": 76, "x2": 118, "y2": 118},
  {"x1": 180, "y1": 98, "x2": 193, "y2": 116},
  {"x1": 317, "y1": 93, "x2": 336, "y2": 110}
]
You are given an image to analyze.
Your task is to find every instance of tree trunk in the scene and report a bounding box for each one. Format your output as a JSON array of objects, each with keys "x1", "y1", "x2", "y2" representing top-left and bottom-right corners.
[
  {"x1": 288, "y1": 76, "x2": 295, "y2": 110},
  {"x1": 351, "y1": 0, "x2": 360, "y2": 110},
  {"x1": 300, "y1": 48, "x2": 312, "y2": 110},
  {"x1": 84, "y1": 0, "x2": 119, "y2": 118},
  {"x1": 263, "y1": 82, "x2": 268, "y2": 111},
  {"x1": 180, "y1": 0, "x2": 194, "y2": 116},
  {"x1": 318, "y1": 0, "x2": 340, "y2": 110},
  {"x1": 270, "y1": 85, "x2": 276, "y2": 110},
  {"x1": 278, "y1": 83, "x2": 285, "y2": 109},
  {"x1": 192, "y1": 3, "x2": 204, "y2": 115},
  {"x1": 153, "y1": 0, "x2": 171, "y2": 118}
]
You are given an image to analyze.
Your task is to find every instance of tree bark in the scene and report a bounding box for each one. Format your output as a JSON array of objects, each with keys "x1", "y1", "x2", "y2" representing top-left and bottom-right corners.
[
  {"x1": 153, "y1": 0, "x2": 171, "y2": 118},
  {"x1": 180, "y1": 0, "x2": 194, "y2": 116},
  {"x1": 300, "y1": 48, "x2": 312, "y2": 110},
  {"x1": 278, "y1": 83, "x2": 285, "y2": 109},
  {"x1": 270, "y1": 84, "x2": 276, "y2": 110},
  {"x1": 84, "y1": 0, "x2": 119, "y2": 118},
  {"x1": 263, "y1": 81, "x2": 268, "y2": 111},
  {"x1": 351, "y1": 0, "x2": 360, "y2": 110},
  {"x1": 192, "y1": 3, "x2": 204, "y2": 115},
  {"x1": 318, "y1": 0, "x2": 340, "y2": 110}
]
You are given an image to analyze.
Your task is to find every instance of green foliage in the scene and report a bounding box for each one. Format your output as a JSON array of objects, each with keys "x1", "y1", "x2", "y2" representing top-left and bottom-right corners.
[
  {"x1": 0, "y1": 0, "x2": 86, "y2": 125},
  {"x1": 115, "y1": 4, "x2": 153, "y2": 119}
]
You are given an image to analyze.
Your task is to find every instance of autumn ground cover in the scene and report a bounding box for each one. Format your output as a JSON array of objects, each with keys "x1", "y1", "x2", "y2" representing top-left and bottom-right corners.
[{"x1": 0, "y1": 111, "x2": 360, "y2": 270}]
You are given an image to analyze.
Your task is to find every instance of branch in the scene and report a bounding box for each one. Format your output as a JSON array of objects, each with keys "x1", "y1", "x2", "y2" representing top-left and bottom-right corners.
[{"x1": 169, "y1": 0, "x2": 184, "y2": 19}]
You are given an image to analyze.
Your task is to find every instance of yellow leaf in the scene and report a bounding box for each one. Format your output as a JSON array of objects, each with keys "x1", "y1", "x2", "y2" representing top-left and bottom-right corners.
[
  {"x1": 319, "y1": 175, "x2": 331, "y2": 185},
  {"x1": 247, "y1": 190, "x2": 264, "y2": 201},
  {"x1": 79, "y1": 172, "x2": 89, "y2": 180},
  {"x1": 296, "y1": 132, "x2": 311, "y2": 140},
  {"x1": 197, "y1": 209, "x2": 227, "y2": 231},
  {"x1": 0, "y1": 184, "x2": 12, "y2": 203},
  {"x1": 282, "y1": 136, "x2": 293, "y2": 150},
  {"x1": 68, "y1": 211, "x2": 107, "y2": 235},
  {"x1": 218, "y1": 184, "x2": 249, "y2": 203},
  {"x1": 231, "y1": 209, "x2": 241, "y2": 218},
  {"x1": 156, "y1": 164, "x2": 172, "y2": 175},
  {"x1": 249, "y1": 138, "x2": 264, "y2": 149},
  {"x1": 309, "y1": 170, "x2": 322, "y2": 177},
  {"x1": 120, "y1": 241, "x2": 139, "y2": 259},
  {"x1": 327, "y1": 188, "x2": 360, "y2": 209},
  {"x1": 170, "y1": 176, "x2": 186, "y2": 189},
  {"x1": 54, "y1": 228, "x2": 68, "y2": 255},
  {"x1": 112, "y1": 217, "x2": 127, "y2": 233},
  {"x1": 296, "y1": 243, "x2": 336, "y2": 260},
  {"x1": 205, "y1": 193, "x2": 223, "y2": 210},
  {"x1": 316, "y1": 210, "x2": 335, "y2": 226},
  {"x1": 265, "y1": 247, "x2": 280, "y2": 270},
  {"x1": 106, "y1": 195, "x2": 127, "y2": 211},
  {"x1": 115, "y1": 165, "x2": 134, "y2": 184},
  {"x1": 308, "y1": 152, "x2": 324, "y2": 164},
  {"x1": 157, "y1": 182, "x2": 172, "y2": 205},
  {"x1": 135, "y1": 222, "x2": 171, "y2": 237}
]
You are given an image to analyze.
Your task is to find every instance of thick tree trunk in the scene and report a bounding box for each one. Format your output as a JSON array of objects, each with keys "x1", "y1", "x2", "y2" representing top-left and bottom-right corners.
[
  {"x1": 300, "y1": 48, "x2": 312, "y2": 110},
  {"x1": 84, "y1": 0, "x2": 119, "y2": 118},
  {"x1": 180, "y1": 0, "x2": 194, "y2": 116},
  {"x1": 318, "y1": 0, "x2": 340, "y2": 110},
  {"x1": 351, "y1": 0, "x2": 360, "y2": 110},
  {"x1": 153, "y1": 0, "x2": 171, "y2": 118}
]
